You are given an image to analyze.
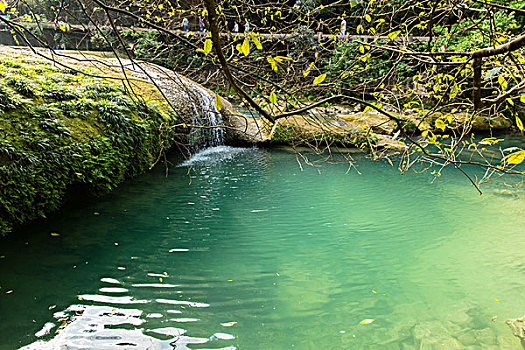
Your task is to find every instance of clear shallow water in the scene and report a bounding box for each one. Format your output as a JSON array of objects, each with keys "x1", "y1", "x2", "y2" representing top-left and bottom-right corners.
[{"x1": 1, "y1": 146, "x2": 525, "y2": 349}]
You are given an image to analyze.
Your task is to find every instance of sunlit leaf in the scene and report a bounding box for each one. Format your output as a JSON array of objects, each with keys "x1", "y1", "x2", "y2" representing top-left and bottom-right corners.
[
  {"x1": 357, "y1": 25, "x2": 364, "y2": 34},
  {"x1": 273, "y1": 56, "x2": 291, "y2": 63},
  {"x1": 387, "y1": 30, "x2": 401, "y2": 40},
  {"x1": 221, "y1": 321, "x2": 237, "y2": 327},
  {"x1": 215, "y1": 93, "x2": 222, "y2": 111},
  {"x1": 250, "y1": 33, "x2": 263, "y2": 50},
  {"x1": 303, "y1": 62, "x2": 314, "y2": 77},
  {"x1": 269, "y1": 90, "x2": 277, "y2": 104},
  {"x1": 516, "y1": 116, "x2": 523, "y2": 131},
  {"x1": 203, "y1": 39, "x2": 212, "y2": 56},
  {"x1": 502, "y1": 150, "x2": 525, "y2": 165},
  {"x1": 365, "y1": 14, "x2": 371, "y2": 22},
  {"x1": 241, "y1": 38, "x2": 250, "y2": 56},
  {"x1": 498, "y1": 75, "x2": 507, "y2": 90},
  {"x1": 0, "y1": 1, "x2": 6, "y2": 13},
  {"x1": 435, "y1": 119, "x2": 446, "y2": 131},
  {"x1": 313, "y1": 73, "x2": 326, "y2": 85}
]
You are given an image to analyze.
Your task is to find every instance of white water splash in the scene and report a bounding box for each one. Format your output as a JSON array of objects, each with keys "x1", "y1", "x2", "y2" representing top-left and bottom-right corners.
[{"x1": 179, "y1": 146, "x2": 251, "y2": 167}]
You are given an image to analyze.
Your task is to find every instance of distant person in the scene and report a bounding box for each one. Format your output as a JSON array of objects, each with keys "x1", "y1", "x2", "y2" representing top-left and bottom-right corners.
[
  {"x1": 340, "y1": 16, "x2": 347, "y2": 36},
  {"x1": 182, "y1": 17, "x2": 189, "y2": 32},
  {"x1": 199, "y1": 17, "x2": 205, "y2": 32},
  {"x1": 316, "y1": 19, "x2": 324, "y2": 41},
  {"x1": 233, "y1": 21, "x2": 239, "y2": 34},
  {"x1": 245, "y1": 20, "x2": 250, "y2": 33}
]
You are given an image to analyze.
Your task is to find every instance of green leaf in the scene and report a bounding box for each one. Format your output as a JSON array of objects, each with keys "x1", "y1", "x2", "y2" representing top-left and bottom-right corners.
[
  {"x1": 502, "y1": 150, "x2": 525, "y2": 165},
  {"x1": 215, "y1": 93, "x2": 222, "y2": 111},
  {"x1": 250, "y1": 33, "x2": 263, "y2": 50},
  {"x1": 517, "y1": 116, "x2": 524, "y2": 131},
  {"x1": 203, "y1": 39, "x2": 213, "y2": 56},
  {"x1": 241, "y1": 38, "x2": 250, "y2": 56},
  {"x1": 313, "y1": 73, "x2": 326, "y2": 85},
  {"x1": 269, "y1": 90, "x2": 277, "y2": 104},
  {"x1": 498, "y1": 75, "x2": 507, "y2": 90}
]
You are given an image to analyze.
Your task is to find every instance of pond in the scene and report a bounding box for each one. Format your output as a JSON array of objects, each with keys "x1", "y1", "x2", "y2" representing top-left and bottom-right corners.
[{"x1": 1, "y1": 145, "x2": 524, "y2": 349}]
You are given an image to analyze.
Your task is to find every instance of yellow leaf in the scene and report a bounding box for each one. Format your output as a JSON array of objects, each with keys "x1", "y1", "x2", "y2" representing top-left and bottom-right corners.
[
  {"x1": 273, "y1": 56, "x2": 292, "y2": 63},
  {"x1": 435, "y1": 119, "x2": 446, "y2": 131},
  {"x1": 203, "y1": 39, "x2": 212, "y2": 56},
  {"x1": 313, "y1": 73, "x2": 326, "y2": 85},
  {"x1": 303, "y1": 62, "x2": 313, "y2": 77},
  {"x1": 159, "y1": 277, "x2": 163, "y2": 282},
  {"x1": 502, "y1": 150, "x2": 525, "y2": 165},
  {"x1": 250, "y1": 33, "x2": 262, "y2": 50},
  {"x1": 372, "y1": 290, "x2": 377, "y2": 294},
  {"x1": 241, "y1": 38, "x2": 250, "y2": 56},
  {"x1": 48, "y1": 305, "x2": 56, "y2": 310},
  {"x1": 50, "y1": 233, "x2": 60, "y2": 237},
  {"x1": 0, "y1": 1, "x2": 6, "y2": 13},
  {"x1": 521, "y1": 95, "x2": 525, "y2": 103},
  {"x1": 387, "y1": 30, "x2": 401, "y2": 40},
  {"x1": 269, "y1": 90, "x2": 277, "y2": 104},
  {"x1": 498, "y1": 75, "x2": 507, "y2": 90},
  {"x1": 365, "y1": 14, "x2": 371, "y2": 22},
  {"x1": 360, "y1": 318, "x2": 374, "y2": 324},
  {"x1": 215, "y1": 93, "x2": 222, "y2": 111},
  {"x1": 357, "y1": 25, "x2": 364, "y2": 34},
  {"x1": 221, "y1": 321, "x2": 237, "y2": 327},
  {"x1": 516, "y1": 116, "x2": 523, "y2": 131}
]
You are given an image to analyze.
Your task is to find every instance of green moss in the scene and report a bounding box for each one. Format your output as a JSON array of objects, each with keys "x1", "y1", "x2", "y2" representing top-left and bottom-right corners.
[{"x1": 0, "y1": 53, "x2": 180, "y2": 235}]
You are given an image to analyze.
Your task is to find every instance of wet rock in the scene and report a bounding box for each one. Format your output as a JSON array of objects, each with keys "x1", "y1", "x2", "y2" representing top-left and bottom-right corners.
[{"x1": 507, "y1": 315, "x2": 525, "y2": 340}]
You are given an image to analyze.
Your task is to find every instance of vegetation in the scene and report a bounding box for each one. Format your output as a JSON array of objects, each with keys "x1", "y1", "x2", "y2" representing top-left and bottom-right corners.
[
  {"x1": 0, "y1": 51, "x2": 179, "y2": 234},
  {"x1": 2, "y1": 0, "x2": 525, "y2": 232}
]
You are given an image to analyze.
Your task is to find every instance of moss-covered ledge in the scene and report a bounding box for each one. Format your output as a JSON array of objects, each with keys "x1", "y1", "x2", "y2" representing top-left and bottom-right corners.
[{"x1": 0, "y1": 48, "x2": 181, "y2": 235}]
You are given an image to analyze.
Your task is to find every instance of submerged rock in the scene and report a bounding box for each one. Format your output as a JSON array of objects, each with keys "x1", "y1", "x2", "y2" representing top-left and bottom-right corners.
[{"x1": 507, "y1": 315, "x2": 525, "y2": 341}]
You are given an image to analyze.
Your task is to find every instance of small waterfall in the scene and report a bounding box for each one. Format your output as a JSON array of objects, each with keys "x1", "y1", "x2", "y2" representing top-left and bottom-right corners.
[{"x1": 188, "y1": 87, "x2": 225, "y2": 149}]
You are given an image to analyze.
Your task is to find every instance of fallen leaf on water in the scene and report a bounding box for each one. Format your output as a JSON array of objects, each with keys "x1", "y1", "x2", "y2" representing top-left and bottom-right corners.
[
  {"x1": 6, "y1": 290, "x2": 13, "y2": 294},
  {"x1": 50, "y1": 233, "x2": 60, "y2": 237},
  {"x1": 221, "y1": 322, "x2": 237, "y2": 327},
  {"x1": 492, "y1": 316, "x2": 497, "y2": 321},
  {"x1": 372, "y1": 290, "x2": 377, "y2": 294},
  {"x1": 359, "y1": 319, "x2": 374, "y2": 325},
  {"x1": 48, "y1": 305, "x2": 56, "y2": 310},
  {"x1": 93, "y1": 212, "x2": 100, "y2": 215},
  {"x1": 159, "y1": 278, "x2": 163, "y2": 283},
  {"x1": 227, "y1": 280, "x2": 233, "y2": 282},
  {"x1": 495, "y1": 298, "x2": 499, "y2": 301}
]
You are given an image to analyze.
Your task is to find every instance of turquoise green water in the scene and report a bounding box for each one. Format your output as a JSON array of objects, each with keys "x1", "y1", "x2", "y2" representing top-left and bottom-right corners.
[{"x1": 1, "y1": 146, "x2": 525, "y2": 349}]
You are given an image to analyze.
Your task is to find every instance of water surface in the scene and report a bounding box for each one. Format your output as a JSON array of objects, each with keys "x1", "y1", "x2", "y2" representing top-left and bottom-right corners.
[{"x1": 1, "y1": 145, "x2": 524, "y2": 349}]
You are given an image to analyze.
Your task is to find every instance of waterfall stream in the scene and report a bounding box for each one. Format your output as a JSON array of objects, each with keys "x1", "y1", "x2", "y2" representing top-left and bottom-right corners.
[{"x1": 187, "y1": 87, "x2": 225, "y2": 149}]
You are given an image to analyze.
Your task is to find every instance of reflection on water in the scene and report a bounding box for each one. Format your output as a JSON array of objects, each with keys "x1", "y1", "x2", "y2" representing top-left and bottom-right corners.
[{"x1": 1, "y1": 146, "x2": 525, "y2": 349}]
